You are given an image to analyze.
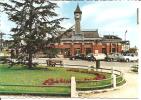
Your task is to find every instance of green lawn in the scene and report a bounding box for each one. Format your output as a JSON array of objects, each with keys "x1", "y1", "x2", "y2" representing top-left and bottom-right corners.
[
  {"x1": 0, "y1": 64, "x2": 124, "y2": 96},
  {"x1": 0, "y1": 64, "x2": 97, "y2": 96},
  {"x1": 0, "y1": 64, "x2": 96, "y2": 85}
]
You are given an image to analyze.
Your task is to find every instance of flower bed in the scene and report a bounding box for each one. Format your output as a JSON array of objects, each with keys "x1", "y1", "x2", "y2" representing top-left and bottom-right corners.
[
  {"x1": 66, "y1": 68, "x2": 106, "y2": 79},
  {"x1": 43, "y1": 78, "x2": 71, "y2": 85},
  {"x1": 43, "y1": 75, "x2": 106, "y2": 86},
  {"x1": 42, "y1": 68, "x2": 106, "y2": 86}
]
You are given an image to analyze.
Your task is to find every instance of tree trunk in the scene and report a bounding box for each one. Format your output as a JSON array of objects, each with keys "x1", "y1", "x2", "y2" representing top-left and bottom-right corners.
[{"x1": 28, "y1": 52, "x2": 33, "y2": 69}]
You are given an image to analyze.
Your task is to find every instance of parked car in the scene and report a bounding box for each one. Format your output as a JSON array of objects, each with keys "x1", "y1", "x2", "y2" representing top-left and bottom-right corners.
[
  {"x1": 69, "y1": 53, "x2": 85, "y2": 60},
  {"x1": 86, "y1": 53, "x2": 106, "y2": 61},
  {"x1": 85, "y1": 53, "x2": 95, "y2": 61},
  {"x1": 105, "y1": 53, "x2": 123, "y2": 61},
  {"x1": 118, "y1": 53, "x2": 138, "y2": 62}
]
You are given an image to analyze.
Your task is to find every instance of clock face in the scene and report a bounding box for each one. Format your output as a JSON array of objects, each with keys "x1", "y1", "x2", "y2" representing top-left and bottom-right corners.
[{"x1": 75, "y1": 14, "x2": 80, "y2": 18}]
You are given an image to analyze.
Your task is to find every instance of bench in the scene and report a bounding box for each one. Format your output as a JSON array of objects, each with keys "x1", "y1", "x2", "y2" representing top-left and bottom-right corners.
[{"x1": 46, "y1": 59, "x2": 63, "y2": 67}]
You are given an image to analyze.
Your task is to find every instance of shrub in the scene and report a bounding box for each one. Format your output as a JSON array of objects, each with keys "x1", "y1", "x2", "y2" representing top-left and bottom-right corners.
[
  {"x1": 80, "y1": 70, "x2": 88, "y2": 73},
  {"x1": 66, "y1": 68, "x2": 80, "y2": 72}
]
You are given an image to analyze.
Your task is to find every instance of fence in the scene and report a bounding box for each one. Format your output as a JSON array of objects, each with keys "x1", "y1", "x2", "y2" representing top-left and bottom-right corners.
[{"x1": 76, "y1": 67, "x2": 124, "y2": 91}]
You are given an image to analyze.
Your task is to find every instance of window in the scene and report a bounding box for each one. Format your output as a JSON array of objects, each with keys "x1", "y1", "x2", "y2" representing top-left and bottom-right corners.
[
  {"x1": 86, "y1": 48, "x2": 92, "y2": 55},
  {"x1": 102, "y1": 48, "x2": 106, "y2": 54},
  {"x1": 112, "y1": 48, "x2": 116, "y2": 53}
]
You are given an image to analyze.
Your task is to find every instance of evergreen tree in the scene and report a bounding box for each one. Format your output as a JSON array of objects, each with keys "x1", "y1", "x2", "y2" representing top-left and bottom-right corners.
[{"x1": 0, "y1": 0, "x2": 66, "y2": 69}]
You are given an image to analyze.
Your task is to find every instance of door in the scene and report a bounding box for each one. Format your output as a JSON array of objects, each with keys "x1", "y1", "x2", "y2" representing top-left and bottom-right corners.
[
  {"x1": 64, "y1": 48, "x2": 71, "y2": 57},
  {"x1": 86, "y1": 48, "x2": 92, "y2": 55},
  {"x1": 102, "y1": 48, "x2": 107, "y2": 54},
  {"x1": 75, "y1": 48, "x2": 81, "y2": 54}
]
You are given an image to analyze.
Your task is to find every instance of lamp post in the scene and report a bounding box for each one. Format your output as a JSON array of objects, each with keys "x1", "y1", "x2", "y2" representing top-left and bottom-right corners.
[
  {"x1": 137, "y1": 8, "x2": 139, "y2": 25},
  {"x1": 124, "y1": 30, "x2": 128, "y2": 52},
  {"x1": 110, "y1": 36, "x2": 112, "y2": 53},
  {"x1": 109, "y1": 35, "x2": 113, "y2": 53},
  {"x1": 0, "y1": 32, "x2": 4, "y2": 52}
]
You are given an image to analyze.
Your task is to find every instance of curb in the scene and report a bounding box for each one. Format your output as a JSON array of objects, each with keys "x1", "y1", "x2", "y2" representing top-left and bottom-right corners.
[{"x1": 77, "y1": 81, "x2": 127, "y2": 97}]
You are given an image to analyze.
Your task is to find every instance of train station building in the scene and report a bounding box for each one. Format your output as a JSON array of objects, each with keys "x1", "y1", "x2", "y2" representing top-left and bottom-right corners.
[{"x1": 54, "y1": 5, "x2": 123, "y2": 57}]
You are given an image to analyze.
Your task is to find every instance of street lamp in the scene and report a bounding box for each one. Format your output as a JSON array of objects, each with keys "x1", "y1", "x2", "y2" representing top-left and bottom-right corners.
[
  {"x1": 0, "y1": 32, "x2": 5, "y2": 52},
  {"x1": 109, "y1": 35, "x2": 113, "y2": 54},
  {"x1": 124, "y1": 30, "x2": 128, "y2": 52}
]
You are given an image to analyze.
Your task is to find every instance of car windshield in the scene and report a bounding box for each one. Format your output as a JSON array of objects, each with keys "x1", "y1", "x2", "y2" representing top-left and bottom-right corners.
[
  {"x1": 75, "y1": 54, "x2": 80, "y2": 56},
  {"x1": 86, "y1": 53, "x2": 93, "y2": 57}
]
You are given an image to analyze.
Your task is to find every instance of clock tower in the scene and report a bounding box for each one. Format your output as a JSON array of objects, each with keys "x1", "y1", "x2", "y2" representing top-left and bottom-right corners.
[{"x1": 74, "y1": 4, "x2": 82, "y2": 34}]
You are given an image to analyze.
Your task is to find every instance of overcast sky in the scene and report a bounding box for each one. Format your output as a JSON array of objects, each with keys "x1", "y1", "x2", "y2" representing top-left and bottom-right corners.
[{"x1": 0, "y1": 1, "x2": 140, "y2": 48}]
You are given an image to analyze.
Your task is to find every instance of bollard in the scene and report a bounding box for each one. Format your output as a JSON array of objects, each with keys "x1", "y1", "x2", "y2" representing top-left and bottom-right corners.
[
  {"x1": 112, "y1": 74, "x2": 116, "y2": 89},
  {"x1": 88, "y1": 65, "x2": 91, "y2": 71},
  {"x1": 111, "y1": 66, "x2": 114, "y2": 74},
  {"x1": 96, "y1": 60, "x2": 100, "y2": 69},
  {"x1": 96, "y1": 60, "x2": 100, "y2": 71},
  {"x1": 111, "y1": 66, "x2": 116, "y2": 89},
  {"x1": 71, "y1": 76, "x2": 77, "y2": 98}
]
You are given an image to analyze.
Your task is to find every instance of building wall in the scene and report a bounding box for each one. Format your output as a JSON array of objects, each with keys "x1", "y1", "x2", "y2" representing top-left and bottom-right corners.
[{"x1": 55, "y1": 42, "x2": 122, "y2": 57}]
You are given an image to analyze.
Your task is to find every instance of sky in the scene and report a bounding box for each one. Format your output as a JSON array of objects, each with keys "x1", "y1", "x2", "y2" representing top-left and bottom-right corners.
[{"x1": 0, "y1": 0, "x2": 140, "y2": 48}]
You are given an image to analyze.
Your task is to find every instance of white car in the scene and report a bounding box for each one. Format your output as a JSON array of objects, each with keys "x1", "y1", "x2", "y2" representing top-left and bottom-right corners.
[
  {"x1": 106, "y1": 53, "x2": 122, "y2": 61},
  {"x1": 119, "y1": 53, "x2": 138, "y2": 62},
  {"x1": 93, "y1": 53, "x2": 106, "y2": 60}
]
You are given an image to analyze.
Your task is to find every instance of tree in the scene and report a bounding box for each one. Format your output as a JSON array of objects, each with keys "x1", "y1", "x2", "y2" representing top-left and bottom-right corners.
[
  {"x1": 44, "y1": 47, "x2": 60, "y2": 58},
  {"x1": 129, "y1": 47, "x2": 138, "y2": 53},
  {"x1": 0, "y1": 0, "x2": 66, "y2": 69}
]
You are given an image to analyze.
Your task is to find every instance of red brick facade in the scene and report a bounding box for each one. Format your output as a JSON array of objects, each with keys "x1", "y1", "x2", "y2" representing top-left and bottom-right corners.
[{"x1": 55, "y1": 42, "x2": 122, "y2": 57}]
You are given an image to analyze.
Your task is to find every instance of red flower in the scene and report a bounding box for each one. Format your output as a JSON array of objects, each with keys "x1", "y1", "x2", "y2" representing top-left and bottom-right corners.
[
  {"x1": 48, "y1": 82, "x2": 54, "y2": 85},
  {"x1": 43, "y1": 78, "x2": 74, "y2": 85},
  {"x1": 43, "y1": 80, "x2": 49, "y2": 85},
  {"x1": 67, "y1": 80, "x2": 71, "y2": 83},
  {"x1": 59, "y1": 78, "x2": 65, "y2": 83},
  {"x1": 95, "y1": 74, "x2": 106, "y2": 80},
  {"x1": 43, "y1": 78, "x2": 55, "y2": 85},
  {"x1": 55, "y1": 79, "x2": 59, "y2": 83}
]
